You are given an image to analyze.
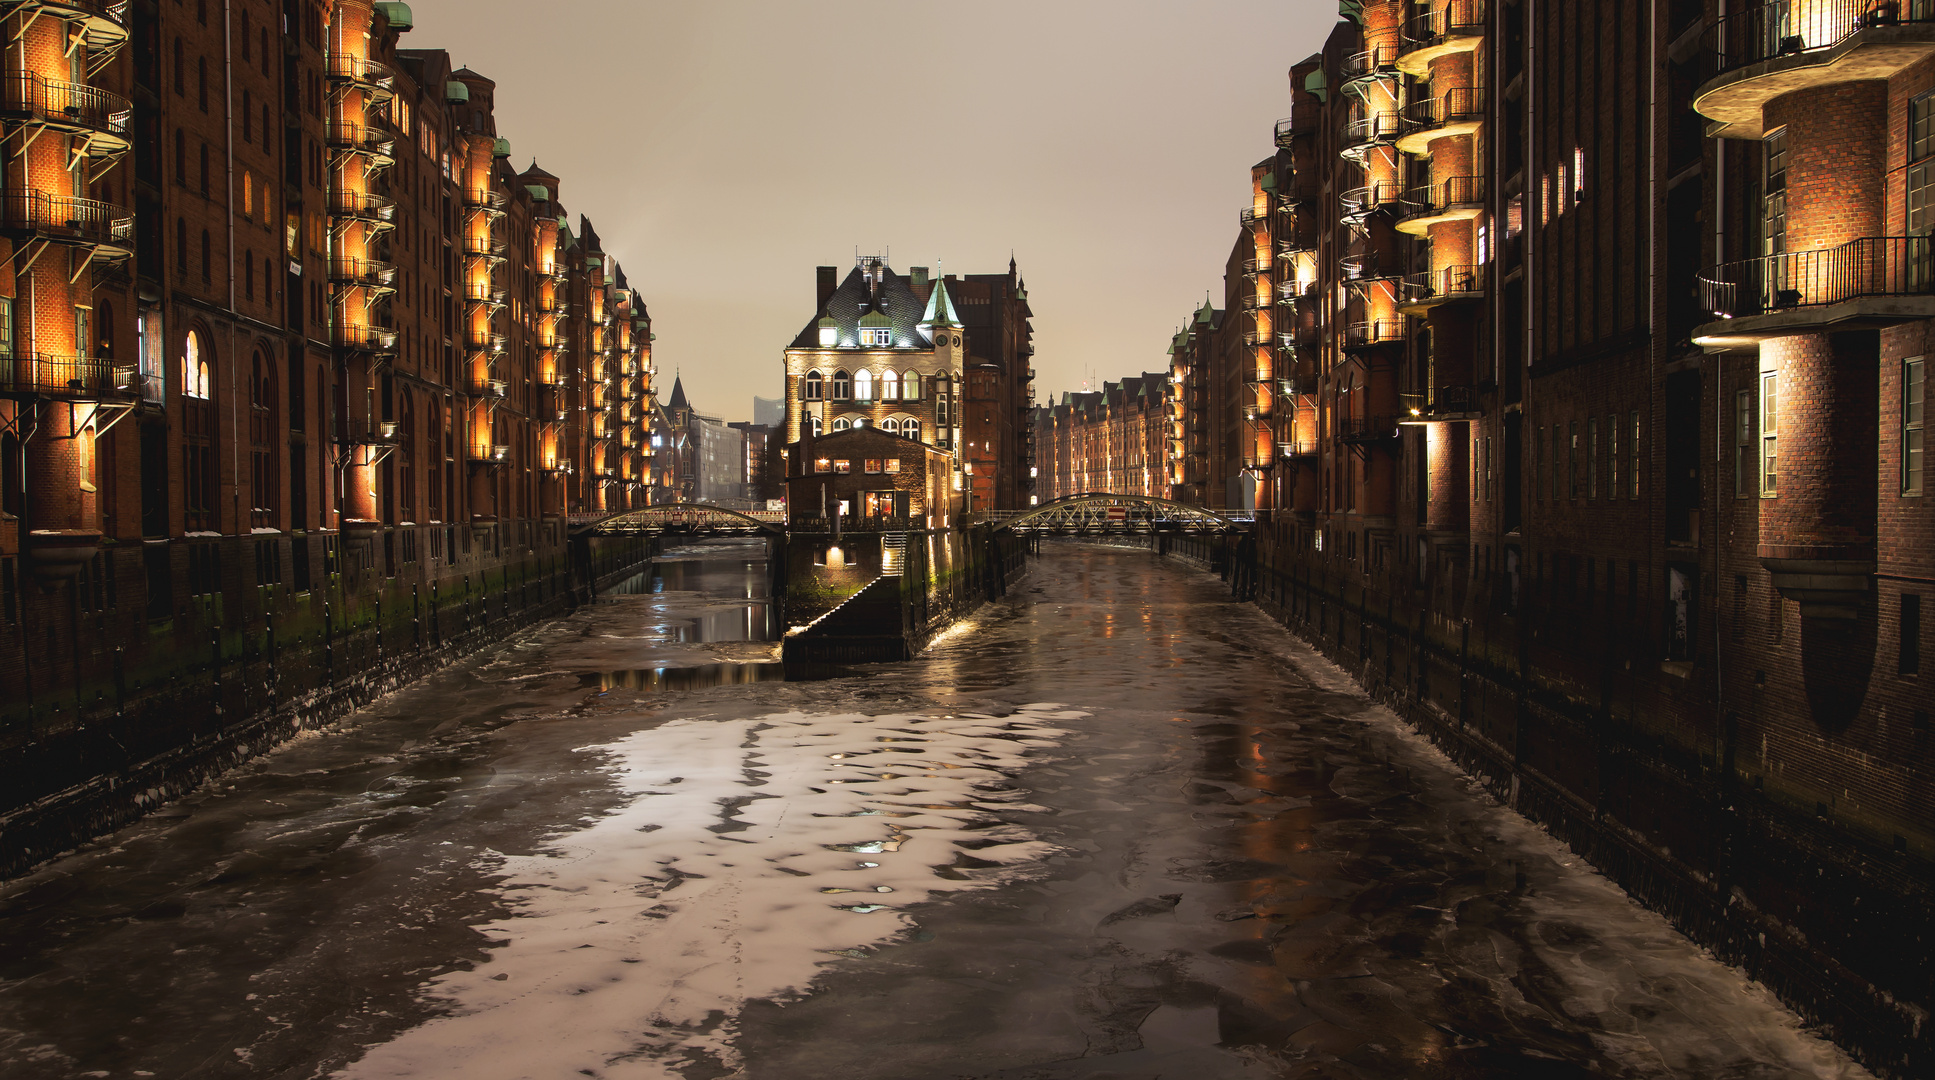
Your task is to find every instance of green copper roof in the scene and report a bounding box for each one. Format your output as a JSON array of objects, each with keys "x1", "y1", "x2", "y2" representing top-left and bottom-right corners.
[
  {"x1": 921, "y1": 276, "x2": 963, "y2": 329},
  {"x1": 1304, "y1": 71, "x2": 1327, "y2": 103},
  {"x1": 525, "y1": 184, "x2": 549, "y2": 201},
  {"x1": 444, "y1": 80, "x2": 468, "y2": 103},
  {"x1": 817, "y1": 316, "x2": 838, "y2": 328},
  {"x1": 1195, "y1": 299, "x2": 1215, "y2": 324},
  {"x1": 376, "y1": 2, "x2": 414, "y2": 31},
  {"x1": 1260, "y1": 173, "x2": 1277, "y2": 192},
  {"x1": 858, "y1": 310, "x2": 894, "y2": 328},
  {"x1": 492, "y1": 137, "x2": 511, "y2": 158}
]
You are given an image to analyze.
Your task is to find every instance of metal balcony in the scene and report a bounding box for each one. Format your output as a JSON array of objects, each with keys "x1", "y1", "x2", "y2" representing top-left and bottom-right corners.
[
  {"x1": 1344, "y1": 320, "x2": 1407, "y2": 350},
  {"x1": 463, "y1": 187, "x2": 509, "y2": 211},
  {"x1": 1398, "y1": 175, "x2": 1487, "y2": 235},
  {"x1": 332, "y1": 324, "x2": 398, "y2": 352},
  {"x1": 462, "y1": 281, "x2": 507, "y2": 307},
  {"x1": 471, "y1": 444, "x2": 511, "y2": 464},
  {"x1": 1698, "y1": 0, "x2": 1935, "y2": 138},
  {"x1": 1240, "y1": 202, "x2": 1272, "y2": 226},
  {"x1": 0, "y1": 354, "x2": 134, "y2": 400},
  {"x1": 1398, "y1": 265, "x2": 1485, "y2": 312},
  {"x1": 19, "y1": 1, "x2": 130, "y2": 54},
  {"x1": 473, "y1": 377, "x2": 508, "y2": 399},
  {"x1": 325, "y1": 121, "x2": 395, "y2": 160},
  {"x1": 1242, "y1": 257, "x2": 1273, "y2": 278},
  {"x1": 0, "y1": 191, "x2": 132, "y2": 256},
  {"x1": 1398, "y1": 0, "x2": 1487, "y2": 77},
  {"x1": 0, "y1": 72, "x2": 131, "y2": 151},
  {"x1": 1341, "y1": 43, "x2": 1402, "y2": 90},
  {"x1": 1341, "y1": 250, "x2": 1402, "y2": 283},
  {"x1": 1401, "y1": 385, "x2": 1480, "y2": 422},
  {"x1": 1338, "y1": 415, "x2": 1403, "y2": 443},
  {"x1": 465, "y1": 330, "x2": 508, "y2": 354},
  {"x1": 328, "y1": 256, "x2": 396, "y2": 288},
  {"x1": 462, "y1": 234, "x2": 507, "y2": 260},
  {"x1": 1273, "y1": 109, "x2": 1314, "y2": 147},
  {"x1": 327, "y1": 55, "x2": 396, "y2": 95},
  {"x1": 1340, "y1": 180, "x2": 1404, "y2": 221},
  {"x1": 1396, "y1": 87, "x2": 1487, "y2": 154},
  {"x1": 1280, "y1": 437, "x2": 1320, "y2": 459},
  {"x1": 1696, "y1": 235, "x2": 1935, "y2": 336},
  {"x1": 1340, "y1": 113, "x2": 1401, "y2": 156},
  {"x1": 328, "y1": 190, "x2": 396, "y2": 222}
]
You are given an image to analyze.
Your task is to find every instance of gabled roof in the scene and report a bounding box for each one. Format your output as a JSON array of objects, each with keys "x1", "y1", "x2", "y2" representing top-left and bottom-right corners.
[
  {"x1": 789, "y1": 262, "x2": 936, "y2": 351},
  {"x1": 668, "y1": 375, "x2": 689, "y2": 410}
]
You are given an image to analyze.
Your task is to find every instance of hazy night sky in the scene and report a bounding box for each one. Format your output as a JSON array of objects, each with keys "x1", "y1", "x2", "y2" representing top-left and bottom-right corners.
[{"x1": 408, "y1": 0, "x2": 1340, "y2": 423}]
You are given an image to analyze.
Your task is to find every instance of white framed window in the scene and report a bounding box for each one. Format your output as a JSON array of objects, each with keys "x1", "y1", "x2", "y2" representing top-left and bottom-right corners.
[
  {"x1": 1906, "y1": 357, "x2": 1925, "y2": 496},
  {"x1": 831, "y1": 370, "x2": 850, "y2": 400},
  {"x1": 903, "y1": 419, "x2": 921, "y2": 442},
  {"x1": 1735, "y1": 389, "x2": 1755, "y2": 496},
  {"x1": 853, "y1": 369, "x2": 873, "y2": 401},
  {"x1": 803, "y1": 370, "x2": 823, "y2": 400},
  {"x1": 860, "y1": 327, "x2": 892, "y2": 347},
  {"x1": 832, "y1": 417, "x2": 850, "y2": 432},
  {"x1": 1761, "y1": 372, "x2": 1779, "y2": 497},
  {"x1": 881, "y1": 369, "x2": 900, "y2": 400},
  {"x1": 881, "y1": 417, "x2": 899, "y2": 434}
]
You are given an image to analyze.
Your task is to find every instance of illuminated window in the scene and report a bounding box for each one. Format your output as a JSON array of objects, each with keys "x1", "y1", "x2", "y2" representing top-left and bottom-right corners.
[
  {"x1": 1912, "y1": 93, "x2": 1935, "y2": 233},
  {"x1": 0, "y1": 297, "x2": 11, "y2": 358},
  {"x1": 833, "y1": 459, "x2": 851, "y2": 474},
  {"x1": 884, "y1": 458, "x2": 902, "y2": 475},
  {"x1": 1630, "y1": 410, "x2": 1641, "y2": 499},
  {"x1": 853, "y1": 368, "x2": 873, "y2": 401},
  {"x1": 860, "y1": 327, "x2": 892, "y2": 347},
  {"x1": 1761, "y1": 373, "x2": 1779, "y2": 496},
  {"x1": 803, "y1": 370, "x2": 823, "y2": 400},
  {"x1": 903, "y1": 419, "x2": 921, "y2": 442},
  {"x1": 1572, "y1": 146, "x2": 1586, "y2": 203},
  {"x1": 1763, "y1": 128, "x2": 1788, "y2": 257},
  {"x1": 184, "y1": 331, "x2": 209, "y2": 399},
  {"x1": 1906, "y1": 357, "x2": 1925, "y2": 495},
  {"x1": 809, "y1": 415, "x2": 822, "y2": 436},
  {"x1": 881, "y1": 369, "x2": 900, "y2": 400}
]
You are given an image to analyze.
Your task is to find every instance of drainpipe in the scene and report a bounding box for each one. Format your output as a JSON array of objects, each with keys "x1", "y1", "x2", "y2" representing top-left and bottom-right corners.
[{"x1": 225, "y1": 0, "x2": 239, "y2": 533}]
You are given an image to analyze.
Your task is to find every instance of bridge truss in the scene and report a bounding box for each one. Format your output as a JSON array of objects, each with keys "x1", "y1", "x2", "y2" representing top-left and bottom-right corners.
[
  {"x1": 985, "y1": 494, "x2": 1249, "y2": 535},
  {"x1": 576, "y1": 503, "x2": 785, "y2": 537}
]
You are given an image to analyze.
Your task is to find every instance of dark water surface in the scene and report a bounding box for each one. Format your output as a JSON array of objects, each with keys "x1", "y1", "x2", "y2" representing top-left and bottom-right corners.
[{"x1": 0, "y1": 541, "x2": 1869, "y2": 1079}]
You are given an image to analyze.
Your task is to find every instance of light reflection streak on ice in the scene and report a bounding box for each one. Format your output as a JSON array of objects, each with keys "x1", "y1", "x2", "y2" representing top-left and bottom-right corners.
[{"x1": 338, "y1": 704, "x2": 1081, "y2": 1080}]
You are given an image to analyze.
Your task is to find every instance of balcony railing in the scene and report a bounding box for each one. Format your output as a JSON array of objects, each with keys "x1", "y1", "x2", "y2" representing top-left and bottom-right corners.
[
  {"x1": 473, "y1": 377, "x2": 508, "y2": 399},
  {"x1": 1708, "y1": 0, "x2": 1935, "y2": 79},
  {"x1": 1400, "y1": 87, "x2": 1487, "y2": 140},
  {"x1": 1403, "y1": 385, "x2": 1477, "y2": 419},
  {"x1": 0, "y1": 72, "x2": 131, "y2": 142},
  {"x1": 0, "y1": 191, "x2": 132, "y2": 252},
  {"x1": 332, "y1": 324, "x2": 398, "y2": 351},
  {"x1": 1345, "y1": 320, "x2": 1407, "y2": 348},
  {"x1": 1339, "y1": 43, "x2": 1402, "y2": 85},
  {"x1": 1341, "y1": 113, "x2": 1401, "y2": 151},
  {"x1": 466, "y1": 330, "x2": 508, "y2": 354},
  {"x1": 471, "y1": 444, "x2": 511, "y2": 464},
  {"x1": 1341, "y1": 250, "x2": 1402, "y2": 281},
  {"x1": 0, "y1": 354, "x2": 133, "y2": 399},
  {"x1": 1281, "y1": 437, "x2": 1320, "y2": 458},
  {"x1": 327, "y1": 55, "x2": 395, "y2": 89},
  {"x1": 1400, "y1": 265, "x2": 1485, "y2": 304},
  {"x1": 1402, "y1": 0, "x2": 1487, "y2": 52},
  {"x1": 1273, "y1": 109, "x2": 1314, "y2": 147},
  {"x1": 463, "y1": 234, "x2": 506, "y2": 258},
  {"x1": 1340, "y1": 180, "x2": 1404, "y2": 217},
  {"x1": 1239, "y1": 203, "x2": 1273, "y2": 226},
  {"x1": 1401, "y1": 175, "x2": 1487, "y2": 220},
  {"x1": 328, "y1": 256, "x2": 396, "y2": 286},
  {"x1": 328, "y1": 190, "x2": 395, "y2": 220},
  {"x1": 1700, "y1": 236, "x2": 1935, "y2": 319},
  {"x1": 325, "y1": 121, "x2": 394, "y2": 157},
  {"x1": 463, "y1": 282, "x2": 507, "y2": 306},
  {"x1": 463, "y1": 187, "x2": 509, "y2": 211},
  {"x1": 1338, "y1": 415, "x2": 1403, "y2": 442},
  {"x1": 1241, "y1": 455, "x2": 1276, "y2": 473},
  {"x1": 1242, "y1": 257, "x2": 1273, "y2": 277}
]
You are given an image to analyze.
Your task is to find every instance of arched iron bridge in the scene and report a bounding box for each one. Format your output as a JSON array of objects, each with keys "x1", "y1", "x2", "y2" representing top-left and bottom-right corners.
[
  {"x1": 983, "y1": 494, "x2": 1249, "y2": 535},
  {"x1": 574, "y1": 503, "x2": 785, "y2": 537}
]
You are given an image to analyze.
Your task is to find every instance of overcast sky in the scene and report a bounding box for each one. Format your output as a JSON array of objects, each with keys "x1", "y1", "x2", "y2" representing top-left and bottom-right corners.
[{"x1": 409, "y1": 0, "x2": 1339, "y2": 424}]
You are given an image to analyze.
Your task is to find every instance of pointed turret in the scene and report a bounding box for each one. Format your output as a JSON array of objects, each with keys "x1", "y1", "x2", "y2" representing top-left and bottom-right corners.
[
  {"x1": 921, "y1": 275, "x2": 963, "y2": 332},
  {"x1": 668, "y1": 374, "x2": 689, "y2": 411}
]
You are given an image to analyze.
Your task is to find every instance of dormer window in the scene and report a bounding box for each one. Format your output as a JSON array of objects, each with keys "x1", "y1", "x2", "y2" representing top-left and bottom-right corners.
[
  {"x1": 861, "y1": 327, "x2": 892, "y2": 347},
  {"x1": 804, "y1": 370, "x2": 823, "y2": 400},
  {"x1": 832, "y1": 370, "x2": 851, "y2": 400}
]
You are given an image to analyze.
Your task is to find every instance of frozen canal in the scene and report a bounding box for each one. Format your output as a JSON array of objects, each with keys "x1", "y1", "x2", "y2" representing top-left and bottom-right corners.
[{"x1": 0, "y1": 541, "x2": 1873, "y2": 1079}]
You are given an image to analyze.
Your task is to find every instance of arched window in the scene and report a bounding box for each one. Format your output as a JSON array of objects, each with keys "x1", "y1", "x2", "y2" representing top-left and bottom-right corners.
[
  {"x1": 809, "y1": 415, "x2": 822, "y2": 436},
  {"x1": 831, "y1": 417, "x2": 851, "y2": 432},
  {"x1": 182, "y1": 330, "x2": 215, "y2": 531},
  {"x1": 903, "y1": 419, "x2": 922, "y2": 443},
  {"x1": 832, "y1": 370, "x2": 850, "y2": 400},
  {"x1": 803, "y1": 370, "x2": 822, "y2": 400},
  {"x1": 880, "y1": 369, "x2": 900, "y2": 401},
  {"x1": 853, "y1": 368, "x2": 873, "y2": 401},
  {"x1": 880, "y1": 417, "x2": 900, "y2": 434}
]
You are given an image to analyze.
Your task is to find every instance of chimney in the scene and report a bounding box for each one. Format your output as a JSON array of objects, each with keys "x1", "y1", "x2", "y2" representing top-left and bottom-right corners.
[
  {"x1": 816, "y1": 266, "x2": 837, "y2": 310},
  {"x1": 910, "y1": 266, "x2": 929, "y2": 287}
]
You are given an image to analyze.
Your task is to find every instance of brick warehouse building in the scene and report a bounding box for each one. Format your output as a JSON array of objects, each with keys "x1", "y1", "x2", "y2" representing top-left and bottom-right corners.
[
  {"x1": 1034, "y1": 373, "x2": 1171, "y2": 501},
  {"x1": 0, "y1": 1, "x2": 661, "y2": 873},
  {"x1": 1053, "y1": 2, "x2": 1933, "y2": 1072}
]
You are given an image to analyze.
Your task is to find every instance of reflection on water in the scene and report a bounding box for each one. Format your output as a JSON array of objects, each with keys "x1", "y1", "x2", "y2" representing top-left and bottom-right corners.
[
  {"x1": 596, "y1": 662, "x2": 786, "y2": 691},
  {"x1": 603, "y1": 551, "x2": 776, "y2": 644},
  {"x1": 594, "y1": 662, "x2": 857, "y2": 692}
]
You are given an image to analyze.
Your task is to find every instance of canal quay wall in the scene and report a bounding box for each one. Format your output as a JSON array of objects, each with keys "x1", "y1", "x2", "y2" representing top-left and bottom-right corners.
[
  {"x1": 1076, "y1": 529, "x2": 1928, "y2": 1077},
  {"x1": 0, "y1": 530, "x2": 659, "y2": 881},
  {"x1": 782, "y1": 526, "x2": 1031, "y2": 663}
]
